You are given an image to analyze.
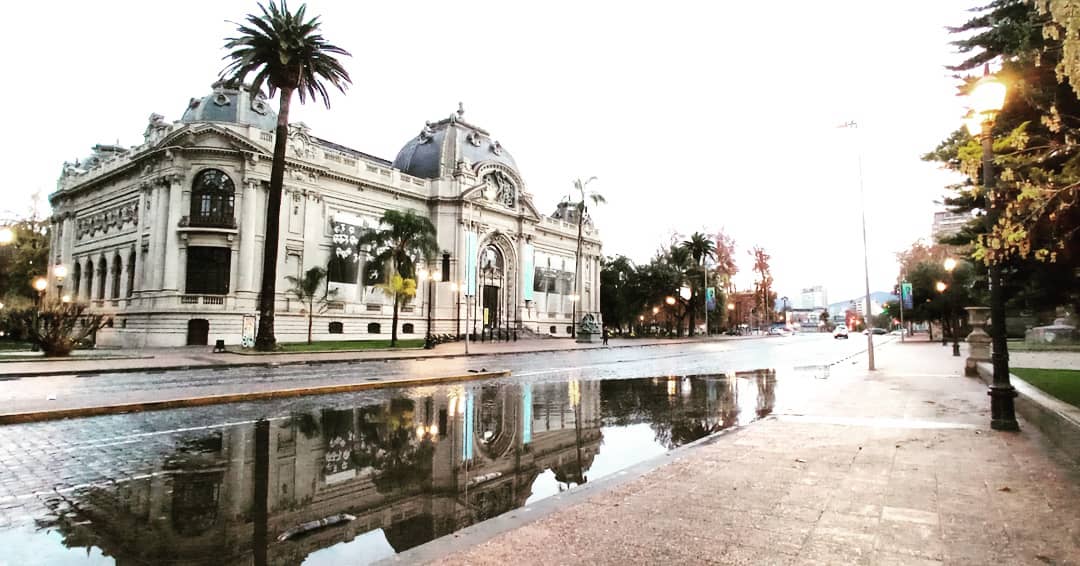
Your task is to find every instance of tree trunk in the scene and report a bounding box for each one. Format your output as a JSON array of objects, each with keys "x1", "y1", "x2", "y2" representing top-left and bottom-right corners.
[
  {"x1": 255, "y1": 87, "x2": 294, "y2": 351},
  {"x1": 307, "y1": 298, "x2": 313, "y2": 344},
  {"x1": 687, "y1": 290, "x2": 697, "y2": 337},
  {"x1": 391, "y1": 297, "x2": 400, "y2": 347}
]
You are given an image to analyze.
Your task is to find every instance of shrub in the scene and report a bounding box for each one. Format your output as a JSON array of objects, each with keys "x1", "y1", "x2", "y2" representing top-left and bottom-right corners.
[{"x1": 9, "y1": 302, "x2": 110, "y2": 357}]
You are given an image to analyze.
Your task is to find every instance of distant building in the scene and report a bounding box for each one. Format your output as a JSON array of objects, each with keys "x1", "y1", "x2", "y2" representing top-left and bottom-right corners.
[
  {"x1": 932, "y1": 210, "x2": 970, "y2": 242},
  {"x1": 799, "y1": 285, "x2": 828, "y2": 310}
]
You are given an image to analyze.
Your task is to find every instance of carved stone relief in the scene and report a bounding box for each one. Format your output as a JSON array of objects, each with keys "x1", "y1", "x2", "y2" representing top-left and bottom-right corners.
[{"x1": 76, "y1": 201, "x2": 140, "y2": 240}]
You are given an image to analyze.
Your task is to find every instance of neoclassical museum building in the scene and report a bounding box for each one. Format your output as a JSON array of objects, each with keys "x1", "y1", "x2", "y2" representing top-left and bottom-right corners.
[{"x1": 47, "y1": 81, "x2": 602, "y2": 347}]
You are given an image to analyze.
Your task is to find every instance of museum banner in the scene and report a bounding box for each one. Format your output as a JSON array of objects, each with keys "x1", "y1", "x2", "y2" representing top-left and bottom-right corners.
[
  {"x1": 522, "y1": 244, "x2": 534, "y2": 301},
  {"x1": 465, "y1": 231, "x2": 479, "y2": 295},
  {"x1": 329, "y1": 216, "x2": 362, "y2": 284}
]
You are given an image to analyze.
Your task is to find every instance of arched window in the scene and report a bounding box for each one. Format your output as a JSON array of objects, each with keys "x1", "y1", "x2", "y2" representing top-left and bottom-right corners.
[
  {"x1": 367, "y1": 322, "x2": 381, "y2": 334},
  {"x1": 84, "y1": 259, "x2": 94, "y2": 300},
  {"x1": 111, "y1": 255, "x2": 122, "y2": 299},
  {"x1": 328, "y1": 321, "x2": 344, "y2": 334},
  {"x1": 72, "y1": 263, "x2": 81, "y2": 297},
  {"x1": 126, "y1": 249, "x2": 136, "y2": 297},
  {"x1": 189, "y1": 169, "x2": 235, "y2": 227},
  {"x1": 550, "y1": 326, "x2": 557, "y2": 335},
  {"x1": 97, "y1": 257, "x2": 107, "y2": 300},
  {"x1": 402, "y1": 323, "x2": 414, "y2": 334}
]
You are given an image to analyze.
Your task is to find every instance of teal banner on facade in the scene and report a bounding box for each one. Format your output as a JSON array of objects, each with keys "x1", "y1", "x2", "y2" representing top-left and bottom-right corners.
[
  {"x1": 465, "y1": 231, "x2": 478, "y2": 296},
  {"x1": 522, "y1": 244, "x2": 534, "y2": 301}
]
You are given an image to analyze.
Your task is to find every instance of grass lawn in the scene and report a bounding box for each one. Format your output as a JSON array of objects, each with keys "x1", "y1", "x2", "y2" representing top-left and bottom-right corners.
[
  {"x1": 274, "y1": 339, "x2": 426, "y2": 353},
  {"x1": 0, "y1": 341, "x2": 32, "y2": 351},
  {"x1": 1013, "y1": 368, "x2": 1080, "y2": 408}
]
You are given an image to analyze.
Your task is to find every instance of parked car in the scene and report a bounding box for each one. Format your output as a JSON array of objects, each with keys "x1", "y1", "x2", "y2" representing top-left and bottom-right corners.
[
  {"x1": 862, "y1": 328, "x2": 888, "y2": 335},
  {"x1": 889, "y1": 328, "x2": 908, "y2": 336},
  {"x1": 768, "y1": 327, "x2": 792, "y2": 336},
  {"x1": 833, "y1": 326, "x2": 849, "y2": 339}
]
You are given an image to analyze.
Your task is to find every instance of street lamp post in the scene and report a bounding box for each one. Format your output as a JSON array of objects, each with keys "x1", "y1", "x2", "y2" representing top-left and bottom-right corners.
[
  {"x1": 839, "y1": 120, "x2": 876, "y2": 371},
  {"x1": 944, "y1": 258, "x2": 960, "y2": 356},
  {"x1": 665, "y1": 296, "x2": 676, "y2": 336},
  {"x1": 451, "y1": 282, "x2": 462, "y2": 339},
  {"x1": 727, "y1": 302, "x2": 735, "y2": 334},
  {"x1": 965, "y1": 68, "x2": 1017, "y2": 431},
  {"x1": 54, "y1": 264, "x2": 67, "y2": 302},
  {"x1": 419, "y1": 269, "x2": 441, "y2": 349}
]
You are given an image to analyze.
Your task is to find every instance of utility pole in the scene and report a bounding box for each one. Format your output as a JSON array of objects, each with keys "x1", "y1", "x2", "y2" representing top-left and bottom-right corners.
[{"x1": 839, "y1": 120, "x2": 875, "y2": 371}]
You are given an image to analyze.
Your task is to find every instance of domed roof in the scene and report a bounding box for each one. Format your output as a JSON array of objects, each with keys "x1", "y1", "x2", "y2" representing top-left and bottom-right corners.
[
  {"x1": 180, "y1": 81, "x2": 277, "y2": 131},
  {"x1": 392, "y1": 106, "x2": 518, "y2": 179}
]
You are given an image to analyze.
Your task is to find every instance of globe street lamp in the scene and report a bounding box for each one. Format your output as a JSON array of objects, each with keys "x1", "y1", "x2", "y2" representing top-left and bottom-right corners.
[
  {"x1": 936, "y1": 280, "x2": 949, "y2": 347},
  {"x1": 418, "y1": 268, "x2": 441, "y2": 349},
  {"x1": 944, "y1": 258, "x2": 961, "y2": 357},
  {"x1": 964, "y1": 67, "x2": 1017, "y2": 431},
  {"x1": 33, "y1": 276, "x2": 47, "y2": 308},
  {"x1": 0, "y1": 227, "x2": 14, "y2": 246},
  {"x1": 665, "y1": 296, "x2": 676, "y2": 336},
  {"x1": 54, "y1": 263, "x2": 67, "y2": 300}
]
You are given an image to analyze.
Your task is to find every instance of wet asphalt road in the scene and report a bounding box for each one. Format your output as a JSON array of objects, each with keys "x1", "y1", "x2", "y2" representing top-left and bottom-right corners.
[{"x1": 0, "y1": 333, "x2": 886, "y2": 531}]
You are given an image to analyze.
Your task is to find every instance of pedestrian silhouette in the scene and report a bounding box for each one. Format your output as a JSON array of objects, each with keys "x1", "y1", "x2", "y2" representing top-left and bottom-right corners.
[{"x1": 602, "y1": 327, "x2": 609, "y2": 346}]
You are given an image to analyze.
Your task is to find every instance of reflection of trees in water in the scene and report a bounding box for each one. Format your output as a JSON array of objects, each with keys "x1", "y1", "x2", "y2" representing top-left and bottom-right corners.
[{"x1": 600, "y1": 373, "x2": 776, "y2": 450}]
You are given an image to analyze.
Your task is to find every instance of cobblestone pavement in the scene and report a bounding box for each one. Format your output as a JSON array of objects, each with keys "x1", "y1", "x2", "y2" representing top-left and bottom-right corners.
[
  {"x1": 1, "y1": 334, "x2": 873, "y2": 416},
  {"x1": 418, "y1": 340, "x2": 1080, "y2": 566}
]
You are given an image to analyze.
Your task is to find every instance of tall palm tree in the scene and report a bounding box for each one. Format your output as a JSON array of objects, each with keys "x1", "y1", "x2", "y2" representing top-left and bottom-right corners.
[
  {"x1": 221, "y1": 1, "x2": 352, "y2": 351},
  {"x1": 572, "y1": 177, "x2": 604, "y2": 333},
  {"x1": 358, "y1": 210, "x2": 438, "y2": 346},
  {"x1": 679, "y1": 232, "x2": 716, "y2": 336}
]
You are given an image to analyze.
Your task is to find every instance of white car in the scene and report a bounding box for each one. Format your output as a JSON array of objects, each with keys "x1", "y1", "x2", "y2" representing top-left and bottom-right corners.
[{"x1": 833, "y1": 326, "x2": 849, "y2": 339}]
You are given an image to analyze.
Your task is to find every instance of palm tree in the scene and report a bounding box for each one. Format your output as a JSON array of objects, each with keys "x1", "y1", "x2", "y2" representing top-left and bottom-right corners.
[
  {"x1": 358, "y1": 210, "x2": 438, "y2": 346},
  {"x1": 285, "y1": 266, "x2": 337, "y2": 344},
  {"x1": 221, "y1": 1, "x2": 352, "y2": 351},
  {"x1": 571, "y1": 177, "x2": 604, "y2": 334},
  {"x1": 679, "y1": 232, "x2": 716, "y2": 336},
  {"x1": 376, "y1": 275, "x2": 417, "y2": 347}
]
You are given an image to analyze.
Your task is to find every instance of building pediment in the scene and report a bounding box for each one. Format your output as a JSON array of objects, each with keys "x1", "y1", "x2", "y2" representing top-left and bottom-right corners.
[{"x1": 157, "y1": 124, "x2": 270, "y2": 157}]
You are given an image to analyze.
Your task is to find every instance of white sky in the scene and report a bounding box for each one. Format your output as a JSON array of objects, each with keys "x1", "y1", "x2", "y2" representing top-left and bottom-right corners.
[{"x1": 2, "y1": 0, "x2": 976, "y2": 303}]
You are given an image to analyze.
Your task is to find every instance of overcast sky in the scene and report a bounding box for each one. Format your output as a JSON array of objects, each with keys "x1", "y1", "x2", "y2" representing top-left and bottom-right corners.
[{"x1": 2, "y1": 0, "x2": 977, "y2": 303}]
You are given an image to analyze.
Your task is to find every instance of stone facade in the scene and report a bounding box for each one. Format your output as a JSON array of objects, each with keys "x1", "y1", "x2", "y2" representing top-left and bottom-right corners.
[{"x1": 48, "y1": 83, "x2": 601, "y2": 347}]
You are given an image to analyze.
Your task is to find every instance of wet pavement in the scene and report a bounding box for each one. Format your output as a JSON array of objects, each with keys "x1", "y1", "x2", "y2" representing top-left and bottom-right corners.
[
  {"x1": 0, "y1": 374, "x2": 780, "y2": 565},
  {"x1": 1, "y1": 334, "x2": 875, "y2": 416}
]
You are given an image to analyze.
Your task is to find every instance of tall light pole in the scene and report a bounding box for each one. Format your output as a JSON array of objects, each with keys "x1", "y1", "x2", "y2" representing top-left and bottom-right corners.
[
  {"x1": 944, "y1": 258, "x2": 960, "y2": 356},
  {"x1": 964, "y1": 68, "x2": 1017, "y2": 431},
  {"x1": 419, "y1": 268, "x2": 441, "y2": 349},
  {"x1": 54, "y1": 263, "x2": 67, "y2": 301},
  {"x1": 839, "y1": 120, "x2": 875, "y2": 371}
]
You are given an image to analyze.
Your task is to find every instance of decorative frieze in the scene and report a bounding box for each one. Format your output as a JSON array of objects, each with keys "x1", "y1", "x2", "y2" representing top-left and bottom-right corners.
[{"x1": 76, "y1": 201, "x2": 140, "y2": 240}]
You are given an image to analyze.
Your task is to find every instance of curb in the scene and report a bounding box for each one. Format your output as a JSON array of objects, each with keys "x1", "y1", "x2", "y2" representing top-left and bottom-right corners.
[
  {"x1": 974, "y1": 362, "x2": 1080, "y2": 464},
  {"x1": 0, "y1": 370, "x2": 511, "y2": 425},
  {"x1": 0, "y1": 336, "x2": 768, "y2": 379}
]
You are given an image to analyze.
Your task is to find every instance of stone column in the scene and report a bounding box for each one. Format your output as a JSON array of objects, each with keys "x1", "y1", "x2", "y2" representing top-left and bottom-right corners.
[
  {"x1": 239, "y1": 179, "x2": 259, "y2": 293},
  {"x1": 119, "y1": 247, "x2": 132, "y2": 299},
  {"x1": 147, "y1": 180, "x2": 167, "y2": 290},
  {"x1": 161, "y1": 174, "x2": 184, "y2": 292},
  {"x1": 132, "y1": 187, "x2": 147, "y2": 294}
]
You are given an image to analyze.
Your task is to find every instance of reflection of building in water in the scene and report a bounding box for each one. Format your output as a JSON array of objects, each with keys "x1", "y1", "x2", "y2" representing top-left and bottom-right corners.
[
  {"x1": 41, "y1": 380, "x2": 602, "y2": 565},
  {"x1": 39, "y1": 373, "x2": 775, "y2": 564}
]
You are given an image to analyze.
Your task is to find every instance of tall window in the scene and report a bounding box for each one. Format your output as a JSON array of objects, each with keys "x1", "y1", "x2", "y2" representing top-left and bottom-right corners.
[
  {"x1": 189, "y1": 169, "x2": 235, "y2": 227},
  {"x1": 111, "y1": 255, "x2": 122, "y2": 299},
  {"x1": 97, "y1": 257, "x2": 107, "y2": 300},
  {"x1": 72, "y1": 263, "x2": 81, "y2": 297},
  {"x1": 127, "y1": 249, "x2": 136, "y2": 297},
  {"x1": 186, "y1": 247, "x2": 231, "y2": 295},
  {"x1": 84, "y1": 259, "x2": 94, "y2": 300}
]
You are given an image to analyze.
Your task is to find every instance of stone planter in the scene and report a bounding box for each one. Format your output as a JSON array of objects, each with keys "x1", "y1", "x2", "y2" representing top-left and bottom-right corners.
[{"x1": 965, "y1": 306, "x2": 991, "y2": 377}]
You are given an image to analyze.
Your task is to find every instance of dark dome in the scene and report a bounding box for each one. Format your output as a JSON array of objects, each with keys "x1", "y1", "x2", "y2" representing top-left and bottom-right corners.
[
  {"x1": 392, "y1": 109, "x2": 518, "y2": 179},
  {"x1": 180, "y1": 81, "x2": 276, "y2": 131}
]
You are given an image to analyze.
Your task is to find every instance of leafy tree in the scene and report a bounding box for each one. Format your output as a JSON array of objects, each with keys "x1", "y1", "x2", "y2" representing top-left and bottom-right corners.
[
  {"x1": 750, "y1": 246, "x2": 774, "y2": 327},
  {"x1": 600, "y1": 255, "x2": 641, "y2": 333},
  {"x1": 358, "y1": 210, "x2": 438, "y2": 346},
  {"x1": 377, "y1": 274, "x2": 417, "y2": 347},
  {"x1": 0, "y1": 217, "x2": 49, "y2": 303},
  {"x1": 221, "y1": 1, "x2": 352, "y2": 351},
  {"x1": 926, "y1": 0, "x2": 1080, "y2": 317},
  {"x1": 285, "y1": 266, "x2": 337, "y2": 344}
]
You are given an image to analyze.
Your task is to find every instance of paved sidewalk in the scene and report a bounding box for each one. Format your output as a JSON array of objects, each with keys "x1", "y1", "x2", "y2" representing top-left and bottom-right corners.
[
  {"x1": 0, "y1": 335, "x2": 749, "y2": 378},
  {"x1": 410, "y1": 338, "x2": 1080, "y2": 565}
]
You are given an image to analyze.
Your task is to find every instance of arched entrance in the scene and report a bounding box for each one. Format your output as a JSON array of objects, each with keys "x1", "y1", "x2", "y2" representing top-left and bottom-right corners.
[{"x1": 474, "y1": 236, "x2": 517, "y2": 341}]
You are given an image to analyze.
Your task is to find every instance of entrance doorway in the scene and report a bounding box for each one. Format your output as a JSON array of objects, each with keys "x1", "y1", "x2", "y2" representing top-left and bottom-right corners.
[
  {"x1": 482, "y1": 285, "x2": 499, "y2": 331},
  {"x1": 187, "y1": 319, "x2": 209, "y2": 346}
]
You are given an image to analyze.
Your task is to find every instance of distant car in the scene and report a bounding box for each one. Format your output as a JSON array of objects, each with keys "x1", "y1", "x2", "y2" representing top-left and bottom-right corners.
[
  {"x1": 862, "y1": 328, "x2": 888, "y2": 335},
  {"x1": 768, "y1": 327, "x2": 789, "y2": 336},
  {"x1": 889, "y1": 328, "x2": 908, "y2": 336},
  {"x1": 833, "y1": 326, "x2": 849, "y2": 339}
]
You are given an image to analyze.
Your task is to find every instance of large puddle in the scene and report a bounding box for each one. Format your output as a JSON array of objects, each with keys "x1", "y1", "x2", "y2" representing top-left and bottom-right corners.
[{"x1": 1, "y1": 370, "x2": 778, "y2": 565}]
